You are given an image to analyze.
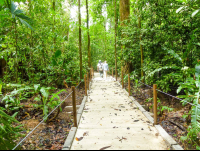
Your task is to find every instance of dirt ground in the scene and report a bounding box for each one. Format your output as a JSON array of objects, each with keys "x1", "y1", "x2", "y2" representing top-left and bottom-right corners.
[
  {"x1": 122, "y1": 81, "x2": 195, "y2": 150},
  {"x1": 13, "y1": 86, "x2": 85, "y2": 150}
]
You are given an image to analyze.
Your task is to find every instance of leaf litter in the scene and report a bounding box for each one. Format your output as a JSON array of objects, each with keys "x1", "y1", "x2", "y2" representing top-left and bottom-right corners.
[{"x1": 13, "y1": 87, "x2": 85, "y2": 150}]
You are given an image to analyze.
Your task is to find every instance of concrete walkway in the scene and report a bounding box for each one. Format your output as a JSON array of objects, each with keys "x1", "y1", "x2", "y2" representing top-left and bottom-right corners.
[{"x1": 70, "y1": 73, "x2": 169, "y2": 150}]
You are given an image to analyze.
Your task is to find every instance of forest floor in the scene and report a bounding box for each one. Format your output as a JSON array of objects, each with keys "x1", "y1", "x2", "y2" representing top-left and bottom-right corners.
[
  {"x1": 13, "y1": 86, "x2": 85, "y2": 150},
  {"x1": 123, "y1": 82, "x2": 194, "y2": 150}
]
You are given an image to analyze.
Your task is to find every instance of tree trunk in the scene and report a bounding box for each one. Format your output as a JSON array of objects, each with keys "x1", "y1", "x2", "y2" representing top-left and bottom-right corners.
[
  {"x1": 138, "y1": 16, "x2": 144, "y2": 83},
  {"x1": 119, "y1": 0, "x2": 130, "y2": 74},
  {"x1": 14, "y1": 20, "x2": 18, "y2": 83},
  {"x1": 29, "y1": 0, "x2": 34, "y2": 85},
  {"x1": 78, "y1": 0, "x2": 83, "y2": 80},
  {"x1": 53, "y1": 0, "x2": 56, "y2": 52},
  {"x1": 86, "y1": 0, "x2": 91, "y2": 68},
  {"x1": 114, "y1": 0, "x2": 117, "y2": 81},
  {"x1": 104, "y1": 19, "x2": 107, "y2": 61}
]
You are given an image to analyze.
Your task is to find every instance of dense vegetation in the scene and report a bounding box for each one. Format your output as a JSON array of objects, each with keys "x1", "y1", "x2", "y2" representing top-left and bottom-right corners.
[{"x1": 1, "y1": 0, "x2": 200, "y2": 150}]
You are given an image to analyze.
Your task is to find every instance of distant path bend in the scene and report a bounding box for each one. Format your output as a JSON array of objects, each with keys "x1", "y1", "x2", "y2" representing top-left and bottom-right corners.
[{"x1": 70, "y1": 72, "x2": 169, "y2": 150}]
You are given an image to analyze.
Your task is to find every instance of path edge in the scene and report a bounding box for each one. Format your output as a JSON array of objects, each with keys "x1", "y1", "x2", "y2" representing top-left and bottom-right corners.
[
  {"x1": 115, "y1": 79, "x2": 184, "y2": 150},
  {"x1": 62, "y1": 95, "x2": 88, "y2": 150}
]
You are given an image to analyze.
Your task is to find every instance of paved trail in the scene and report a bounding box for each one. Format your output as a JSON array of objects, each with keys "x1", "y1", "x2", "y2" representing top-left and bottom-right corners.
[{"x1": 71, "y1": 73, "x2": 169, "y2": 150}]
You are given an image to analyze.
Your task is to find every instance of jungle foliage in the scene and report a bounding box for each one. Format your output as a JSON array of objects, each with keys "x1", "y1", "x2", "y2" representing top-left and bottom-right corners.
[{"x1": 1, "y1": 0, "x2": 200, "y2": 150}]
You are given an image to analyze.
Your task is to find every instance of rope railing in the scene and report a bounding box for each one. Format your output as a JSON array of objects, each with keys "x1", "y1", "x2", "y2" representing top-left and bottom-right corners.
[
  {"x1": 12, "y1": 91, "x2": 73, "y2": 150},
  {"x1": 12, "y1": 73, "x2": 90, "y2": 150},
  {"x1": 111, "y1": 69, "x2": 200, "y2": 125},
  {"x1": 12, "y1": 67, "x2": 95, "y2": 150},
  {"x1": 138, "y1": 81, "x2": 200, "y2": 109}
]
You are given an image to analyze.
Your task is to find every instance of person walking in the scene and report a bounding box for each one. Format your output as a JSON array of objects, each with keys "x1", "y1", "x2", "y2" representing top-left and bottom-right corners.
[
  {"x1": 103, "y1": 61, "x2": 109, "y2": 79},
  {"x1": 97, "y1": 60, "x2": 103, "y2": 78}
]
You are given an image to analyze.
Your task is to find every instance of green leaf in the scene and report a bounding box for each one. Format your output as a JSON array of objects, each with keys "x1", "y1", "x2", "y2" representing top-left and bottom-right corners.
[
  {"x1": 176, "y1": 6, "x2": 185, "y2": 13},
  {"x1": 164, "y1": 47, "x2": 182, "y2": 63},
  {"x1": 18, "y1": 18, "x2": 34, "y2": 31},
  {"x1": 195, "y1": 64, "x2": 200, "y2": 81},
  {"x1": 196, "y1": 146, "x2": 200, "y2": 150},
  {"x1": 55, "y1": 50, "x2": 62, "y2": 58},
  {"x1": 16, "y1": 14, "x2": 32, "y2": 21},
  {"x1": 177, "y1": 85, "x2": 182, "y2": 94},
  {"x1": 40, "y1": 87, "x2": 49, "y2": 98},
  {"x1": 13, "y1": 9, "x2": 23, "y2": 15},
  {"x1": 180, "y1": 136, "x2": 187, "y2": 141},
  {"x1": 34, "y1": 84, "x2": 40, "y2": 91},
  {"x1": 192, "y1": 9, "x2": 200, "y2": 17},
  {"x1": 10, "y1": 1, "x2": 17, "y2": 14},
  {"x1": 0, "y1": 109, "x2": 19, "y2": 123},
  {"x1": 0, "y1": 0, "x2": 5, "y2": 5}
]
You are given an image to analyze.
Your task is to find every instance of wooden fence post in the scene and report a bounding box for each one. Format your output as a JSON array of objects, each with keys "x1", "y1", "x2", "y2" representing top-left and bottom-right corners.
[
  {"x1": 87, "y1": 72, "x2": 89, "y2": 90},
  {"x1": 128, "y1": 74, "x2": 130, "y2": 96},
  {"x1": 72, "y1": 86, "x2": 77, "y2": 127},
  {"x1": 116, "y1": 68, "x2": 117, "y2": 81},
  {"x1": 90, "y1": 69, "x2": 92, "y2": 81},
  {"x1": 91, "y1": 68, "x2": 93, "y2": 79},
  {"x1": 121, "y1": 66, "x2": 124, "y2": 89},
  {"x1": 153, "y1": 84, "x2": 157, "y2": 125},
  {"x1": 112, "y1": 68, "x2": 113, "y2": 77},
  {"x1": 84, "y1": 75, "x2": 87, "y2": 96}
]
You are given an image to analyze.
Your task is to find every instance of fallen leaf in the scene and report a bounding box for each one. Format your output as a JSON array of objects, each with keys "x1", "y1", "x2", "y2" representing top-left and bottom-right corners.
[
  {"x1": 100, "y1": 146, "x2": 111, "y2": 150},
  {"x1": 83, "y1": 131, "x2": 89, "y2": 136},
  {"x1": 75, "y1": 137, "x2": 83, "y2": 141}
]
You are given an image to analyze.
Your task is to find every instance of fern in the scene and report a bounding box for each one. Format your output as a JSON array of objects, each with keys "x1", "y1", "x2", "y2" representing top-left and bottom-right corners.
[
  {"x1": 177, "y1": 71, "x2": 200, "y2": 142},
  {"x1": 0, "y1": 108, "x2": 23, "y2": 150},
  {"x1": 191, "y1": 90, "x2": 200, "y2": 137},
  {"x1": 163, "y1": 47, "x2": 183, "y2": 63},
  {"x1": 146, "y1": 66, "x2": 180, "y2": 78}
]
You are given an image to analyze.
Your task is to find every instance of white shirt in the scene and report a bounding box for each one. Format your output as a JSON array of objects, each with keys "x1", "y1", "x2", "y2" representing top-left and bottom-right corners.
[
  {"x1": 97, "y1": 63, "x2": 103, "y2": 70},
  {"x1": 103, "y1": 63, "x2": 109, "y2": 71}
]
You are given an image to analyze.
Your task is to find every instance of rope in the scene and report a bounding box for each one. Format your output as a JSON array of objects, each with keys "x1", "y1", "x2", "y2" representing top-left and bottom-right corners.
[
  {"x1": 13, "y1": 80, "x2": 83, "y2": 150},
  {"x1": 138, "y1": 81, "x2": 200, "y2": 108},
  {"x1": 75, "y1": 81, "x2": 82, "y2": 89},
  {"x1": 12, "y1": 91, "x2": 73, "y2": 150}
]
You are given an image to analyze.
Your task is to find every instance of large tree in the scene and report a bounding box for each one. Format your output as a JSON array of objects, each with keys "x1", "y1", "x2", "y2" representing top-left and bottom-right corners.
[
  {"x1": 119, "y1": 0, "x2": 130, "y2": 73},
  {"x1": 86, "y1": 0, "x2": 91, "y2": 68},
  {"x1": 78, "y1": 0, "x2": 83, "y2": 80}
]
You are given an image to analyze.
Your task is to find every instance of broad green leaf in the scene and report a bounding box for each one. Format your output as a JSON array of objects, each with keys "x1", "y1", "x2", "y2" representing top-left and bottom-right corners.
[
  {"x1": 0, "y1": 109, "x2": 19, "y2": 123},
  {"x1": 18, "y1": 18, "x2": 34, "y2": 31},
  {"x1": 40, "y1": 87, "x2": 49, "y2": 98},
  {"x1": 55, "y1": 50, "x2": 62, "y2": 58},
  {"x1": 177, "y1": 85, "x2": 182, "y2": 94},
  {"x1": 10, "y1": 1, "x2": 17, "y2": 14},
  {"x1": 34, "y1": 84, "x2": 40, "y2": 91},
  {"x1": 196, "y1": 146, "x2": 200, "y2": 150},
  {"x1": 164, "y1": 48, "x2": 182, "y2": 63},
  {"x1": 13, "y1": 9, "x2": 23, "y2": 15},
  {"x1": 192, "y1": 9, "x2": 200, "y2": 17},
  {"x1": 176, "y1": 6, "x2": 185, "y2": 13},
  {"x1": 195, "y1": 64, "x2": 200, "y2": 80}
]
